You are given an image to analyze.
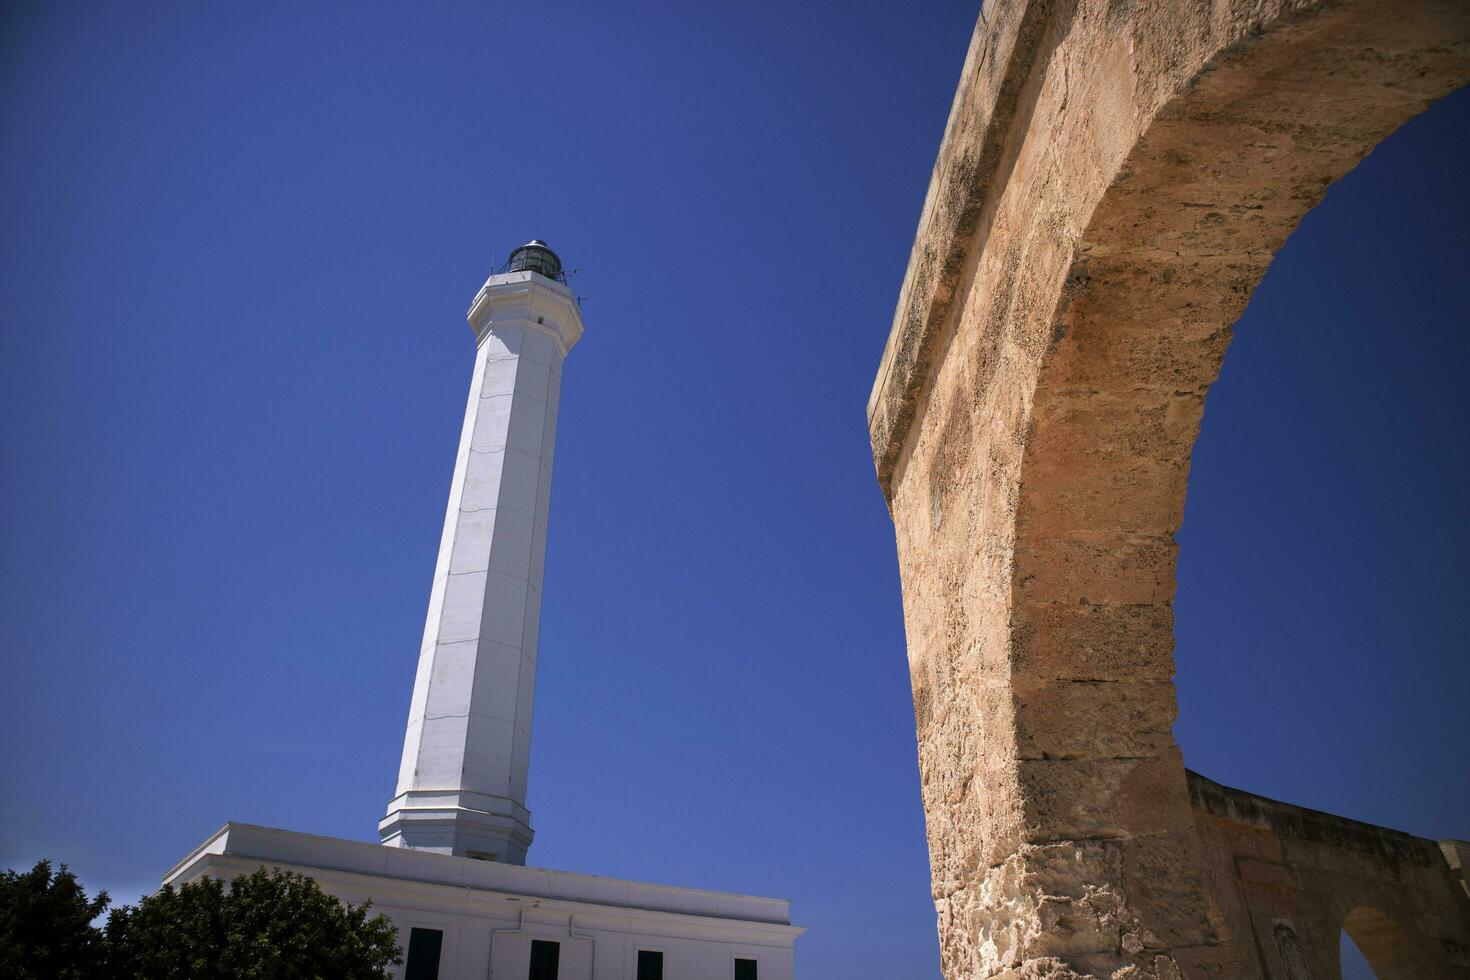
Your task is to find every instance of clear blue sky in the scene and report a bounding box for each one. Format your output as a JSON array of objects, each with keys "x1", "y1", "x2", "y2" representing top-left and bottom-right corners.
[{"x1": 0, "y1": 3, "x2": 1464, "y2": 978}]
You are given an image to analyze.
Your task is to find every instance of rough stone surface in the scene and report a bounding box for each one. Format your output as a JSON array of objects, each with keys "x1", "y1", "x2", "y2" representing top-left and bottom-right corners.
[
  {"x1": 867, "y1": 0, "x2": 1469, "y2": 976},
  {"x1": 1188, "y1": 772, "x2": 1470, "y2": 978}
]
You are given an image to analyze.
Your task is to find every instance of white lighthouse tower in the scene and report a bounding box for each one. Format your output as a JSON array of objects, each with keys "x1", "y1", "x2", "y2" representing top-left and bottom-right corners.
[
  {"x1": 379, "y1": 240, "x2": 582, "y2": 864},
  {"x1": 164, "y1": 242, "x2": 802, "y2": 977}
]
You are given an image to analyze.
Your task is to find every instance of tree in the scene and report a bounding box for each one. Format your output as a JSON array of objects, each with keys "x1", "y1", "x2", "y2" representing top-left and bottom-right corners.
[
  {"x1": 104, "y1": 867, "x2": 401, "y2": 979},
  {"x1": 0, "y1": 860, "x2": 110, "y2": 979}
]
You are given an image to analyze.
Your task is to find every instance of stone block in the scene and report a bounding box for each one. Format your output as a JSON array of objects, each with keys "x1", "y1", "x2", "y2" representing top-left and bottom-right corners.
[
  {"x1": 469, "y1": 394, "x2": 515, "y2": 452},
  {"x1": 1011, "y1": 601, "x2": 1177, "y2": 683},
  {"x1": 425, "y1": 639, "x2": 480, "y2": 717},
  {"x1": 1017, "y1": 754, "x2": 1197, "y2": 843},
  {"x1": 459, "y1": 448, "x2": 508, "y2": 512},
  {"x1": 468, "y1": 639, "x2": 524, "y2": 724},
  {"x1": 462, "y1": 713, "x2": 517, "y2": 795},
  {"x1": 512, "y1": 357, "x2": 551, "y2": 402},
  {"x1": 1014, "y1": 534, "x2": 1178, "y2": 608},
  {"x1": 486, "y1": 508, "x2": 535, "y2": 579},
  {"x1": 505, "y1": 398, "x2": 548, "y2": 455},
  {"x1": 436, "y1": 570, "x2": 490, "y2": 644},
  {"x1": 412, "y1": 713, "x2": 472, "y2": 787},
  {"x1": 448, "y1": 508, "x2": 497, "y2": 574},
  {"x1": 519, "y1": 330, "x2": 557, "y2": 366},
  {"x1": 478, "y1": 353, "x2": 520, "y2": 394},
  {"x1": 478, "y1": 570, "x2": 529, "y2": 648},
  {"x1": 1012, "y1": 679, "x2": 1179, "y2": 761}
]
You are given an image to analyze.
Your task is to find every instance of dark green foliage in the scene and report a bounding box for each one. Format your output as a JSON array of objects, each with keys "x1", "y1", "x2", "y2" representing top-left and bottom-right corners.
[
  {"x1": 1, "y1": 862, "x2": 400, "y2": 980},
  {"x1": 0, "y1": 861, "x2": 110, "y2": 979},
  {"x1": 104, "y1": 867, "x2": 401, "y2": 979}
]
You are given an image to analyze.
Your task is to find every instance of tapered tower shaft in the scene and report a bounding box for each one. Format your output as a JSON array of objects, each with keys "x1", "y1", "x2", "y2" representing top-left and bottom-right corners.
[{"x1": 380, "y1": 244, "x2": 582, "y2": 864}]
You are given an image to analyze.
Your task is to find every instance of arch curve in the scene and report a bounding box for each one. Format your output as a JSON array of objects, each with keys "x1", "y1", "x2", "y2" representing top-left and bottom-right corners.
[
  {"x1": 867, "y1": 0, "x2": 1469, "y2": 976},
  {"x1": 1342, "y1": 906, "x2": 1430, "y2": 979}
]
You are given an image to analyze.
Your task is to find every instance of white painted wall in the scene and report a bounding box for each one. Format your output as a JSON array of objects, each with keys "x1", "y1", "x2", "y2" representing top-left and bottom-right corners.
[
  {"x1": 167, "y1": 825, "x2": 801, "y2": 980},
  {"x1": 381, "y1": 271, "x2": 585, "y2": 864}
]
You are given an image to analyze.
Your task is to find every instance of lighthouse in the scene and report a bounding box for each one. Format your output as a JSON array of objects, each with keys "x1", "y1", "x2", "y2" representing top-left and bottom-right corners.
[
  {"x1": 165, "y1": 242, "x2": 802, "y2": 977},
  {"x1": 379, "y1": 240, "x2": 582, "y2": 864}
]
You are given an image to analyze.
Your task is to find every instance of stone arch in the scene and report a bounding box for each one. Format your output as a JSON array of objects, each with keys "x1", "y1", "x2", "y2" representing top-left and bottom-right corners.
[
  {"x1": 866, "y1": 0, "x2": 1469, "y2": 977},
  {"x1": 1341, "y1": 906, "x2": 1430, "y2": 979}
]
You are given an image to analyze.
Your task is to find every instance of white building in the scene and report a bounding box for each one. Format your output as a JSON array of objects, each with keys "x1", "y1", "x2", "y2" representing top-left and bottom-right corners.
[{"x1": 165, "y1": 243, "x2": 803, "y2": 980}]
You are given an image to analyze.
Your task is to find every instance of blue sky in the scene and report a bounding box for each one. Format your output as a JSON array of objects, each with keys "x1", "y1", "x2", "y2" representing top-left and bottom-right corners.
[{"x1": 1, "y1": 3, "x2": 1464, "y2": 978}]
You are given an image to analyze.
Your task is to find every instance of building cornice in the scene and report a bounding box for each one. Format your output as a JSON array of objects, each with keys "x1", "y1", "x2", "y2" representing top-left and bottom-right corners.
[
  {"x1": 866, "y1": 0, "x2": 1049, "y2": 502},
  {"x1": 467, "y1": 271, "x2": 584, "y2": 357}
]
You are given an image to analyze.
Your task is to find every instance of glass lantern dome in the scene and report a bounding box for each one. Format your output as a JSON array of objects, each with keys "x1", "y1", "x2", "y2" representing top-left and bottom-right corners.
[{"x1": 505, "y1": 240, "x2": 564, "y2": 281}]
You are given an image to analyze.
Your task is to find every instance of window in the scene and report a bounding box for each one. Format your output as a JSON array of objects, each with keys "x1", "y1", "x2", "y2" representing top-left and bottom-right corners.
[
  {"x1": 735, "y1": 958, "x2": 758, "y2": 980},
  {"x1": 637, "y1": 949, "x2": 665, "y2": 980},
  {"x1": 405, "y1": 928, "x2": 443, "y2": 980},
  {"x1": 529, "y1": 940, "x2": 560, "y2": 980}
]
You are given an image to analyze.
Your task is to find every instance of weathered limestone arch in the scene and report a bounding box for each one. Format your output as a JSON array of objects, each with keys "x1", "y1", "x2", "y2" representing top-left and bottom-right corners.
[
  {"x1": 867, "y1": 0, "x2": 1470, "y2": 976},
  {"x1": 1342, "y1": 906, "x2": 1429, "y2": 979}
]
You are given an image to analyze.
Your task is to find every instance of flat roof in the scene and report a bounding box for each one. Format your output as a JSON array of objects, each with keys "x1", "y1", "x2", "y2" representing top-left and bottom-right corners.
[{"x1": 166, "y1": 823, "x2": 796, "y2": 926}]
